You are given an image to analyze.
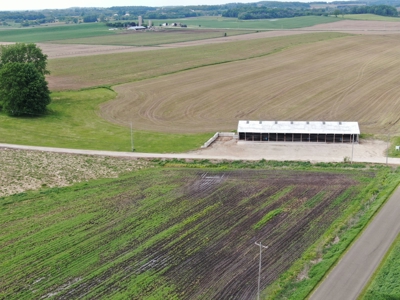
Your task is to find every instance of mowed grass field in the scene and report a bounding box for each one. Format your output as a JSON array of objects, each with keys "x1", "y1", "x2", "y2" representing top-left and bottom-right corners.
[
  {"x1": 150, "y1": 16, "x2": 340, "y2": 30},
  {"x1": 98, "y1": 34, "x2": 400, "y2": 137},
  {"x1": 1, "y1": 163, "x2": 397, "y2": 299},
  {"x1": 0, "y1": 23, "x2": 116, "y2": 43},
  {"x1": 54, "y1": 29, "x2": 255, "y2": 46},
  {"x1": 0, "y1": 89, "x2": 211, "y2": 152},
  {"x1": 343, "y1": 14, "x2": 400, "y2": 22}
]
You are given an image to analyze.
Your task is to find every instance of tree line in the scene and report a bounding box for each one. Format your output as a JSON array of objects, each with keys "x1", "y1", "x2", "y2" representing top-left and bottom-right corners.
[{"x1": 1, "y1": 2, "x2": 399, "y2": 26}]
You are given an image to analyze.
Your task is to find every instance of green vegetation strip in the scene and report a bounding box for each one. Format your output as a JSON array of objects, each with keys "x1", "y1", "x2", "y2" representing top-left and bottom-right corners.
[
  {"x1": 0, "y1": 23, "x2": 116, "y2": 43},
  {"x1": 0, "y1": 88, "x2": 211, "y2": 152},
  {"x1": 343, "y1": 14, "x2": 400, "y2": 21},
  {"x1": 253, "y1": 208, "x2": 283, "y2": 230},
  {"x1": 152, "y1": 16, "x2": 341, "y2": 30}
]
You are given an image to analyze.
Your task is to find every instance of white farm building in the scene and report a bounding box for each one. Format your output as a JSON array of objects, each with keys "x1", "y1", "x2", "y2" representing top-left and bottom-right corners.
[{"x1": 238, "y1": 121, "x2": 360, "y2": 143}]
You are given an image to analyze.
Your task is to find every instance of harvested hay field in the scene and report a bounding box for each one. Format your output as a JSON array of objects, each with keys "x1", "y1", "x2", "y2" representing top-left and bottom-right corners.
[{"x1": 100, "y1": 34, "x2": 400, "y2": 135}]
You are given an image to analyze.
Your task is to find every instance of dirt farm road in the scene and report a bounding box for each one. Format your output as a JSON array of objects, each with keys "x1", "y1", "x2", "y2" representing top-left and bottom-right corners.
[
  {"x1": 309, "y1": 185, "x2": 400, "y2": 300},
  {"x1": 0, "y1": 139, "x2": 399, "y2": 165}
]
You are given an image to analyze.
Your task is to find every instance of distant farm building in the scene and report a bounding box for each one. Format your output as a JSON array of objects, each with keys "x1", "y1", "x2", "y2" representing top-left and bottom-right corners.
[
  {"x1": 238, "y1": 121, "x2": 360, "y2": 143},
  {"x1": 127, "y1": 26, "x2": 146, "y2": 30}
]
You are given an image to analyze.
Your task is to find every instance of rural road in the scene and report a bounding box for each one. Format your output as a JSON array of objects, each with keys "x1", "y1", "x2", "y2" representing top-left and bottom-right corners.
[
  {"x1": 0, "y1": 141, "x2": 399, "y2": 165},
  {"x1": 309, "y1": 185, "x2": 400, "y2": 300}
]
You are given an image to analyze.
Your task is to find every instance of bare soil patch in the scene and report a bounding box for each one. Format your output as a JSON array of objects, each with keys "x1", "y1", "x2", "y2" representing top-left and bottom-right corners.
[
  {"x1": 191, "y1": 138, "x2": 389, "y2": 163},
  {"x1": 0, "y1": 148, "x2": 148, "y2": 197}
]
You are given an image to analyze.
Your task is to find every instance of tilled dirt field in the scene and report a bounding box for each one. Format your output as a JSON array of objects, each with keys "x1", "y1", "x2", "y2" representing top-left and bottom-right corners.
[
  {"x1": 0, "y1": 148, "x2": 148, "y2": 197},
  {"x1": 100, "y1": 34, "x2": 400, "y2": 135}
]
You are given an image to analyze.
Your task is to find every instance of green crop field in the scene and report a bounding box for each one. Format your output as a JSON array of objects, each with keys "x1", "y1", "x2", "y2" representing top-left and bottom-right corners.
[
  {"x1": 0, "y1": 23, "x2": 116, "y2": 43},
  {"x1": 1, "y1": 162, "x2": 398, "y2": 299},
  {"x1": 55, "y1": 29, "x2": 254, "y2": 46},
  {"x1": 151, "y1": 16, "x2": 340, "y2": 30},
  {"x1": 343, "y1": 14, "x2": 400, "y2": 21},
  {"x1": 0, "y1": 88, "x2": 211, "y2": 153}
]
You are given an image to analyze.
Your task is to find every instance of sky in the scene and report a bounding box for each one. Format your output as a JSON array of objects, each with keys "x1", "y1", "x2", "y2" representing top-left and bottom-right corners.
[{"x1": 2, "y1": 0, "x2": 316, "y2": 11}]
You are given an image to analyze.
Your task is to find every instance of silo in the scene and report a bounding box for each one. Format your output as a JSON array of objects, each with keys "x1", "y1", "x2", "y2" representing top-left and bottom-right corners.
[
  {"x1": 148, "y1": 20, "x2": 152, "y2": 27},
  {"x1": 138, "y1": 16, "x2": 143, "y2": 26}
]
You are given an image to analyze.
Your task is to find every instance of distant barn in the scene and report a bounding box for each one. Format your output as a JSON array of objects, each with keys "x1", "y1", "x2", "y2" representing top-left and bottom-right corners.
[{"x1": 238, "y1": 121, "x2": 360, "y2": 143}]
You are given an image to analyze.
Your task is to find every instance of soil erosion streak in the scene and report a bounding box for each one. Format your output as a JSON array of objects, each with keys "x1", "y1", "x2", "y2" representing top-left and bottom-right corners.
[{"x1": 309, "y1": 185, "x2": 400, "y2": 300}]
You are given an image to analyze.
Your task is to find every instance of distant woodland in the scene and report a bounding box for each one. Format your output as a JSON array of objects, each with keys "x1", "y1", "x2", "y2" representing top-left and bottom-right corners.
[{"x1": 0, "y1": 1, "x2": 399, "y2": 26}]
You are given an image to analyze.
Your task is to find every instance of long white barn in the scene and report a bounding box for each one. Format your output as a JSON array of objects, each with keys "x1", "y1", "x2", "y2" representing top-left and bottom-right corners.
[{"x1": 237, "y1": 121, "x2": 360, "y2": 143}]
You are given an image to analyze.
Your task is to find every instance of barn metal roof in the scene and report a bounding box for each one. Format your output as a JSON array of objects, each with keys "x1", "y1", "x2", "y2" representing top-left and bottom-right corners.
[{"x1": 237, "y1": 121, "x2": 360, "y2": 134}]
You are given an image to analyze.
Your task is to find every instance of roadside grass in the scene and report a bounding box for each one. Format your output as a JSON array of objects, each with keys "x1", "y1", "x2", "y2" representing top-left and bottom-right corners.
[
  {"x1": 390, "y1": 136, "x2": 400, "y2": 158},
  {"x1": 360, "y1": 230, "x2": 400, "y2": 299},
  {"x1": 0, "y1": 23, "x2": 115, "y2": 43},
  {"x1": 0, "y1": 163, "x2": 390, "y2": 299},
  {"x1": 343, "y1": 14, "x2": 400, "y2": 22},
  {"x1": 0, "y1": 88, "x2": 211, "y2": 153},
  {"x1": 56, "y1": 29, "x2": 254, "y2": 46},
  {"x1": 48, "y1": 32, "x2": 350, "y2": 90},
  {"x1": 152, "y1": 16, "x2": 341, "y2": 30}
]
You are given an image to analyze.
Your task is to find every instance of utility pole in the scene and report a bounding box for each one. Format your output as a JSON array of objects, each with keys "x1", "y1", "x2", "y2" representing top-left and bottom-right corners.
[
  {"x1": 255, "y1": 242, "x2": 268, "y2": 300},
  {"x1": 351, "y1": 134, "x2": 354, "y2": 164},
  {"x1": 386, "y1": 133, "x2": 390, "y2": 165},
  {"x1": 131, "y1": 122, "x2": 135, "y2": 152}
]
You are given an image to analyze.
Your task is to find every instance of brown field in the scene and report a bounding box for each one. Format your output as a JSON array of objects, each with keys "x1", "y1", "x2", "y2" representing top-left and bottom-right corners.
[{"x1": 99, "y1": 34, "x2": 400, "y2": 135}]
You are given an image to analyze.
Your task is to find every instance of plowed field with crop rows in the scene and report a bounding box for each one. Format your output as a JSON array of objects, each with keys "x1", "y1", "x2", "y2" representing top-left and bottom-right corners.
[
  {"x1": 101, "y1": 34, "x2": 400, "y2": 135},
  {"x1": 0, "y1": 167, "x2": 377, "y2": 299}
]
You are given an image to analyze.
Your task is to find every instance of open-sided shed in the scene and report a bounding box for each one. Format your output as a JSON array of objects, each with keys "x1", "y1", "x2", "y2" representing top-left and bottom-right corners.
[{"x1": 238, "y1": 121, "x2": 360, "y2": 143}]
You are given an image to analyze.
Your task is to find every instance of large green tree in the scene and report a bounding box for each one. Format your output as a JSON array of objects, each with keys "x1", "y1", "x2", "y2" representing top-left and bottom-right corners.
[
  {"x1": 0, "y1": 43, "x2": 49, "y2": 75},
  {"x1": 0, "y1": 43, "x2": 50, "y2": 116},
  {"x1": 0, "y1": 62, "x2": 51, "y2": 116}
]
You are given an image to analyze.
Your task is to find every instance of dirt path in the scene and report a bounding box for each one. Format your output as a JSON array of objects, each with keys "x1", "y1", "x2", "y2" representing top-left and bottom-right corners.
[
  {"x1": 0, "y1": 139, "x2": 399, "y2": 165},
  {"x1": 309, "y1": 185, "x2": 400, "y2": 300}
]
